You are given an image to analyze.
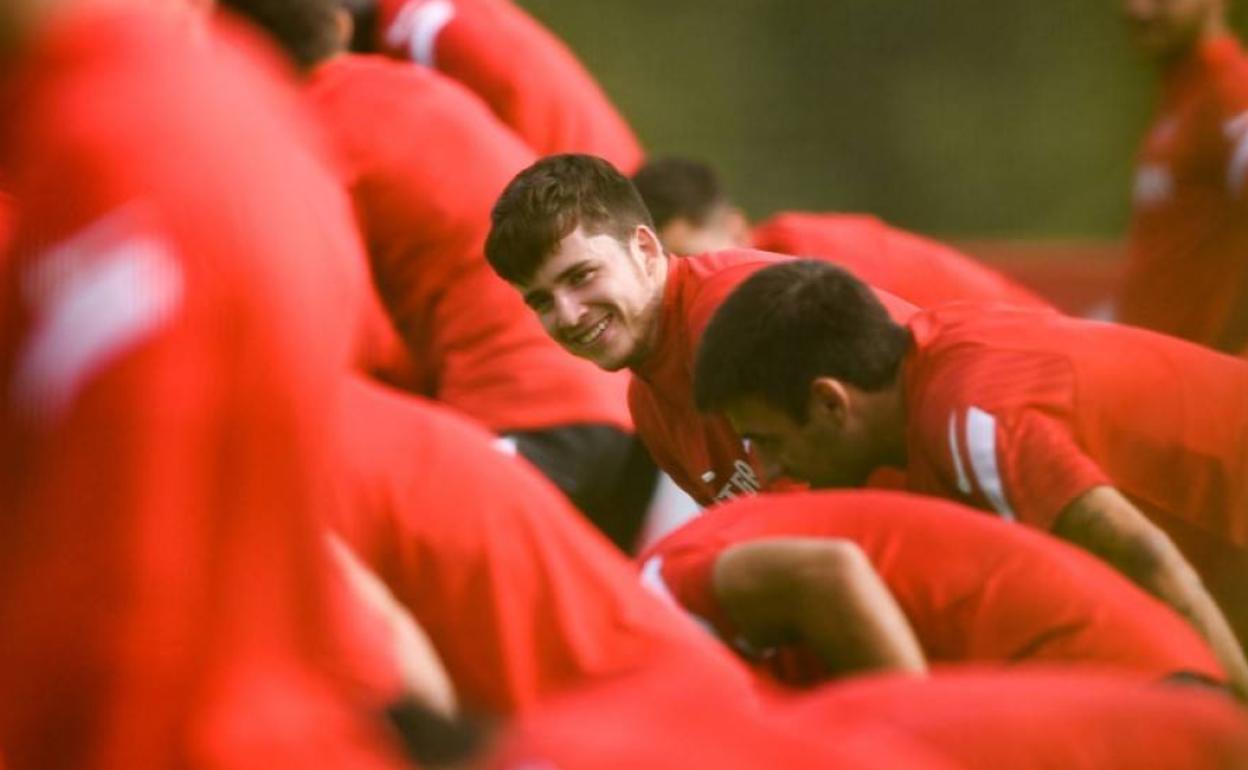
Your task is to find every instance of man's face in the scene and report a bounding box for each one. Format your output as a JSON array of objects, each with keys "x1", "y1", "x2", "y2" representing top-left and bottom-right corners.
[
  {"x1": 1122, "y1": 0, "x2": 1220, "y2": 61},
  {"x1": 517, "y1": 225, "x2": 665, "y2": 371},
  {"x1": 658, "y1": 204, "x2": 750, "y2": 257},
  {"x1": 723, "y1": 393, "x2": 876, "y2": 489}
]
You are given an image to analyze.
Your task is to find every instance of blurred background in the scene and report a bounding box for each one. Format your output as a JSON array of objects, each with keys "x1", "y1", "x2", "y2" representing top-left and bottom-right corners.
[{"x1": 522, "y1": 0, "x2": 1248, "y2": 241}]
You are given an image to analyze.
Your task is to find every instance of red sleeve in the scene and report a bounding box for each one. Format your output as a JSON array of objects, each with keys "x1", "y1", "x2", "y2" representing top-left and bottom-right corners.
[
  {"x1": 642, "y1": 545, "x2": 737, "y2": 641},
  {"x1": 916, "y1": 399, "x2": 1109, "y2": 530}
]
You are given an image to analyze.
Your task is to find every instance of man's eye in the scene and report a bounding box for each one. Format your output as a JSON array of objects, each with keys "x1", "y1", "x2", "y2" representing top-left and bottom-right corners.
[
  {"x1": 568, "y1": 268, "x2": 594, "y2": 287},
  {"x1": 528, "y1": 296, "x2": 553, "y2": 314}
]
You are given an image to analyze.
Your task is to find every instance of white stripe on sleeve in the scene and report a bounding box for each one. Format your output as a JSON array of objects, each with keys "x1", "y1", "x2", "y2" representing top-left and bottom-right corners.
[
  {"x1": 964, "y1": 406, "x2": 1015, "y2": 520},
  {"x1": 947, "y1": 410, "x2": 972, "y2": 494},
  {"x1": 390, "y1": 0, "x2": 456, "y2": 68}
]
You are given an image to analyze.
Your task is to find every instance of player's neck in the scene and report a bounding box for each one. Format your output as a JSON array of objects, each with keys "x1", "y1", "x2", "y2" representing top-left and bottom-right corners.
[
  {"x1": 628, "y1": 253, "x2": 672, "y2": 372},
  {"x1": 870, "y1": 375, "x2": 908, "y2": 470}
]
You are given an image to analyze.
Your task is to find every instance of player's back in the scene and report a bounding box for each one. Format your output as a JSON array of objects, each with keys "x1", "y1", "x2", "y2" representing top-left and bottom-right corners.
[
  {"x1": 377, "y1": 0, "x2": 643, "y2": 172},
  {"x1": 486, "y1": 659, "x2": 957, "y2": 770},
  {"x1": 783, "y1": 668, "x2": 1248, "y2": 770},
  {"x1": 306, "y1": 54, "x2": 630, "y2": 433},
  {"x1": 909, "y1": 303, "x2": 1248, "y2": 546},
  {"x1": 328, "y1": 377, "x2": 749, "y2": 716},
  {"x1": 0, "y1": 8, "x2": 400, "y2": 770},
  {"x1": 752, "y1": 212, "x2": 1051, "y2": 311},
  {"x1": 644, "y1": 491, "x2": 1222, "y2": 682}
]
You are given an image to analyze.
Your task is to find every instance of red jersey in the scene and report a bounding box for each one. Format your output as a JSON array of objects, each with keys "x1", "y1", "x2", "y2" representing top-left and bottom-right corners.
[
  {"x1": 1121, "y1": 35, "x2": 1248, "y2": 351},
  {"x1": 306, "y1": 54, "x2": 629, "y2": 433},
  {"x1": 377, "y1": 0, "x2": 644, "y2": 172},
  {"x1": 784, "y1": 668, "x2": 1248, "y2": 770},
  {"x1": 751, "y1": 212, "x2": 1051, "y2": 310},
  {"x1": 902, "y1": 303, "x2": 1248, "y2": 637},
  {"x1": 630, "y1": 249, "x2": 917, "y2": 506},
  {"x1": 641, "y1": 490, "x2": 1222, "y2": 685},
  {"x1": 0, "y1": 191, "x2": 13, "y2": 255},
  {"x1": 487, "y1": 660, "x2": 957, "y2": 770},
  {"x1": 326, "y1": 377, "x2": 749, "y2": 716},
  {"x1": 0, "y1": 9, "x2": 399, "y2": 770}
]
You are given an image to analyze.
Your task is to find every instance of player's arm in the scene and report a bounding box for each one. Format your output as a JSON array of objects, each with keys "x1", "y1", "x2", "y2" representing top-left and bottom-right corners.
[
  {"x1": 1054, "y1": 486, "x2": 1248, "y2": 700},
  {"x1": 329, "y1": 534, "x2": 458, "y2": 717},
  {"x1": 711, "y1": 537, "x2": 927, "y2": 676}
]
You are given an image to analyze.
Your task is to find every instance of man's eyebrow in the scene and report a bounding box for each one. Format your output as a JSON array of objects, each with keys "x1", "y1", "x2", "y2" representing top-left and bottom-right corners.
[{"x1": 553, "y1": 260, "x2": 591, "y2": 283}]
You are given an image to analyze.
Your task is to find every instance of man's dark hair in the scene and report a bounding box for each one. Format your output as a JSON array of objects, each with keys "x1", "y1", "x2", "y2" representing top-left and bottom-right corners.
[
  {"x1": 694, "y1": 260, "x2": 910, "y2": 421},
  {"x1": 632, "y1": 157, "x2": 727, "y2": 230},
  {"x1": 485, "y1": 154, "x2": 655, "y2": 286},
  {"x1": 218, "y1": 0, "x2": 343, "y2": 71}
]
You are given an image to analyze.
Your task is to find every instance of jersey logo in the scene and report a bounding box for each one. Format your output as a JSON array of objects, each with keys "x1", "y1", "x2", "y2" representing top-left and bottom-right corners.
[
  {"x1": 12, "y1": 208, "x2": 183, "y2": 424},
  {"x1": 706, "y1": 460, "x2": 762, "y2": 502},
  {"x1": 945, "y1": 406, "x2": 1015, "y2": 520},
  {"x1": 386, "y1": 0, "x2": 456, "y2": 68},
  {"x1": 1132, "y1": 163, "x2": 1173, "y2": 208}
]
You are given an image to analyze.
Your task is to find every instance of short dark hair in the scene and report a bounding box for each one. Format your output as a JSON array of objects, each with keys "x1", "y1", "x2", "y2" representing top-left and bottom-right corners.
[
  {"x1": 694, "y1": 260, "x2": 910, "y2": 421},
  {"x1": 485, "y1": 154, "x2": 655, "y2": 286},
  {"x1": 632, "y1": 156, "x2": 727, "y2": 230},
  {"x1": 218, "y1": 0, "x2": 343, "y2": 71}
]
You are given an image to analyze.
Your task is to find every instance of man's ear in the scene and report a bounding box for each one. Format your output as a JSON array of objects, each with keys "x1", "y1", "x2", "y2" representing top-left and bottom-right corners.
[
  {"x1": 724, "y1": 206, "x2": 751, "y2": 248},
  {"x1": 633, "y1": 224, "x2": 666, "y2": 274},
  {"x1": 808, "y1": 377, "x2": 851, "y2": 426},
  {"x1": 333, "y1": 8, "x2": 355, "y2": 52}
]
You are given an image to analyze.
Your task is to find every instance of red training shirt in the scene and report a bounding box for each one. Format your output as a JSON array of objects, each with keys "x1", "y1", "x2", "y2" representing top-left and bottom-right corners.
[
  {"x1": 306, "y1": 54, "x2": 630, "y2": 433},
  {"x1": 486, "y1": 658, "x2": 958, "y2": 770},
  {"x1": 751, "y1": 212, "x2": 1051, "y2": 311},
  {"x1": 782, "y1": 668, "x2": 1248, "y2": 770},
  {"x1": 326, "y1": 377, "x2": 749, "y2": 716},
  {"x1": 902, "y1": 303, "x2": 1248, "y2": 637},
  {"x1": 377, "y1": 0, "x2": 644, "y2": 173},
  {"x1": 0, "y1": 191, "x2": 14, "y2": 256},
  {"x1": 641, "y1": 490, "x2": 1222, "y2": 686},
  {"x1": 1120, "y1": 35, "x2": 1248, "y2": 352},
  {"x1": 0, "y1": 8, "x2": 401, "y2": 770},
  {"x1": 630, "y1": 249, "x2": 917, "y2": 506}
]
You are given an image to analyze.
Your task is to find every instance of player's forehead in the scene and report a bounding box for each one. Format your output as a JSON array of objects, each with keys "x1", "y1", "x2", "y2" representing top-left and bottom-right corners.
[{"x1": 524, "y1": 226, "x2": 629, "y2": 288}]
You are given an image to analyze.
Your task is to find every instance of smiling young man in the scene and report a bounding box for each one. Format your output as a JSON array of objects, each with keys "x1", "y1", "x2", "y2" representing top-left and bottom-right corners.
[
  {"x1": 484, "y1": 154, "x2": 919, "y2": 506},
  {"x1": 1118, "y1": 0, "x2": 1248, "y2": 354},
  {"x1": 691, "y1": 257, "x2": 1248, "y2": 698}
]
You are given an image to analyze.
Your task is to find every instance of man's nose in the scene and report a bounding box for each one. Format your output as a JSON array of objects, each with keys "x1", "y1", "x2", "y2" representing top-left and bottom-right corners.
[{"x1": 552, "y1": 292, "x2": 584, "y2": 329}]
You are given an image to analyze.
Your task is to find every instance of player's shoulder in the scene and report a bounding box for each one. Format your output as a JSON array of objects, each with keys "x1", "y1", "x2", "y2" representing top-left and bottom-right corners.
[{"x1": 677, "y1": 249, "x2": 789, "y2": 327}]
